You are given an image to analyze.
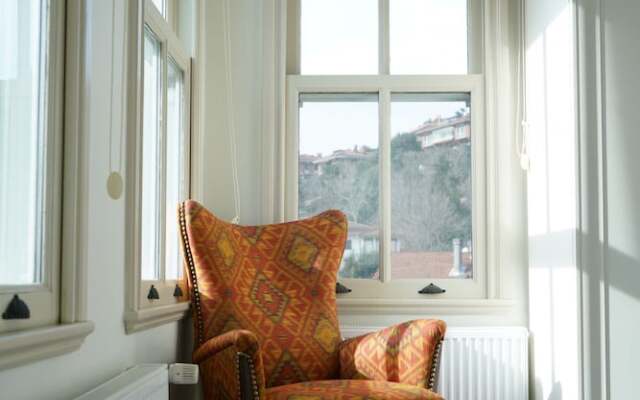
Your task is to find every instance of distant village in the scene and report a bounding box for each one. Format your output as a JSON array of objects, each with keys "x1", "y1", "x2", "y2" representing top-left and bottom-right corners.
[
  {"x1": 299, "y1": 112, "x2": 472, "y2": 279},
  {"x1": 300, "y1": 112, "x2": 471, "y2": 176}
]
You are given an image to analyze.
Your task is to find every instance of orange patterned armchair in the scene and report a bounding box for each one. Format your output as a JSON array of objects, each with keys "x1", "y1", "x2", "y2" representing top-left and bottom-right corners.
[{"x1": 178, "y1": 200, "x2": 446, "y2": 399}]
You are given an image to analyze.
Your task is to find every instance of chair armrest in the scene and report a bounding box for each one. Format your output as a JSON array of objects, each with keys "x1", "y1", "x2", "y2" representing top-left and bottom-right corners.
[
  {"x1": 194, "y1": 330, "x2": 266, "y2": 400},
  {"x1": 339, "y1": 319, "x2": 446, "y2": 390}
]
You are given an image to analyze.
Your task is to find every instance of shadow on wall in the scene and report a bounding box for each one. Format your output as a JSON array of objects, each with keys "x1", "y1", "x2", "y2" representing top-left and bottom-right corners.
[{"x1": 529, "y1": 225, "x2": 640, "y2": 400}]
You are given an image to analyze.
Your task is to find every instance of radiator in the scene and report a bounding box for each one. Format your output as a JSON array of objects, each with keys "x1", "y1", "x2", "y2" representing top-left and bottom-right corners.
[
  {"x1": 341, "y1": 326, "x2": 529, "y2": 400},
  {"x1": 75, "y1": 364, "x2": 168, "y2": 400}
]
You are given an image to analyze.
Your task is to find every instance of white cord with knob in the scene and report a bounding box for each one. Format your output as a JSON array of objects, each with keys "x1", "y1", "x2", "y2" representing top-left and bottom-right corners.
[{"x1": 222, "y1": 0, "x2": 241, "y2": 224}]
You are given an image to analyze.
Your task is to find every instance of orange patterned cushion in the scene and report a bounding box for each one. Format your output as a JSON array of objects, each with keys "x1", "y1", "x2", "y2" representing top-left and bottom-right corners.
[
  {"x1": 181, "y1": 200, "x2": 347, "y2": 387},
  {"x1": 264, "y1": 380, "x2": 444, "y2": 400},
  {"x1": 339, "y1": 319, "x2": 447, "y2": 388}
]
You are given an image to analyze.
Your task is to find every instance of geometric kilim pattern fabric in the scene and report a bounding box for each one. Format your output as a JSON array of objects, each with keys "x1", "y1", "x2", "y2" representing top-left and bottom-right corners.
[
  {"x1": 264, "y1": 380, "x2": 444, "y2": 400},
  {"x1": 339, "y1": 319, "x2": 447, "y2": 389},
  {"x1": 180, "y1": 200, "x2": 348, "y2": 388}
]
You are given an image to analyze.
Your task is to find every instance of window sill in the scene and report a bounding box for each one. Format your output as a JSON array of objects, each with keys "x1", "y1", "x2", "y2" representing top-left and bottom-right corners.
[
  {"x1": 0, "y1": 321, "x2": 94, "y2": 370},
  {"x1": 124, "y1": 302, "x2": 190, "y2": 334},
  {"x1": 337, "y1": 297, "x2": 515, "y2": 315}
]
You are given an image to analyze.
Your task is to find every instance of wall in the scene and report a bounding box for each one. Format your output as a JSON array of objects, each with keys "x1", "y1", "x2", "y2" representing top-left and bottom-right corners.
[
  {"x1": 528, "y1": 0, "x2": 640, "y2": 399},
  {"x1": 197, "y1": 0, "x2": 264, "y2": 225},
  {"x1": 0, "y1": 1, "x2": 191, "y2": 398},
  {"x1": 600, "y1": 0, "x2": 640, "y2": 398},
  {"x1": 525, "y1": 0, "x2": 581, "y2": 399}
]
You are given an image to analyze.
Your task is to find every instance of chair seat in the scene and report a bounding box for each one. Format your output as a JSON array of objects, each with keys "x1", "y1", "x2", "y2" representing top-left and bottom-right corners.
[{"x1": 264, "y1": 380, "x2": 444, "y2": 400}]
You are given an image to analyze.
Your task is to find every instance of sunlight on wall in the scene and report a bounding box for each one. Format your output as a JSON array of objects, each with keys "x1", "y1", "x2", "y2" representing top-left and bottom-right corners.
[{"x1": 526, "y1": 2, "x2": 579, "y2": 400}]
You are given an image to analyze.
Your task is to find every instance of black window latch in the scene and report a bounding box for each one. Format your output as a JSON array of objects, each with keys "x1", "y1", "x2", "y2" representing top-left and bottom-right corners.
[
  {"x1": 2, "y1": 294, "x2": 31, "y2": 319},
  {"x1": 418, "y1": 283, "x2": 446, "y2": 294}
]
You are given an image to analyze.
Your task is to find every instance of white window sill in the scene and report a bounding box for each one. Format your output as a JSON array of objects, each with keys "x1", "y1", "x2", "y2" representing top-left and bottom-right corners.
[
  {"x1": 124, "y1": 302, "x2": 189, "y2": 334},
  {"x1": 0, "y1": 321, "x2": 94, "y2": 370},
  {"x1": 337, "y1": 297, "x2": 515, "y2": 315}
]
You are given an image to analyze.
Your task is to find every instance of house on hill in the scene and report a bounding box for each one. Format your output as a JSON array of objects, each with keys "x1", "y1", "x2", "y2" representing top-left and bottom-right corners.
[{"x1": 408, "y1": 113, "x2": 471, "y2": 149}]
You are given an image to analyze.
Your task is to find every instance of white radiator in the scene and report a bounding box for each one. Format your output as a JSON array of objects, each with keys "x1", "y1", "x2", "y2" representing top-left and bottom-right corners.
[
  {"x1": 341, "y1": 326, "x2": 529, "y2": 400},
  {"x1": 75, "y1": 364, "x2": 168, "y2": 400}
]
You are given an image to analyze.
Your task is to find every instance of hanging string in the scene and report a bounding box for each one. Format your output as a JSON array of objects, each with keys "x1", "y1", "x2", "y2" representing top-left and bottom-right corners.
[
  {"x1": 108, "y1": 0, "x2": 118, "y2": 174},
  {"x1": 118, "y1": 0, "x2": 127, "y2": 174},
  {"x1": 106, "y1": 0, "x2": 125, "y2": 199},
  {"x1": 222, "y1": 0, "x2": 241, "y2": 223},
  {"x1": 515, "y1": 0, "x2": 530, "y2": 171}
]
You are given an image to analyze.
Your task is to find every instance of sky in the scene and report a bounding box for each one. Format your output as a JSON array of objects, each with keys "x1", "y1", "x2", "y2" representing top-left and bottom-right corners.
[
  {"x1": 299, "y1": 0, "x2": 469, "y2": 156},
  {"x1": 300, "y1": 100, "x2": 468, "y2": 156}
]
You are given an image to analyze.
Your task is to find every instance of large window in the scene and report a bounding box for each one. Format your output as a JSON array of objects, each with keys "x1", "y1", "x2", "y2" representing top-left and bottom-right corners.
[
  {"x1": 0, "y1": 0, "x2": 93, "y2": 369},
  {"x1": 126, "y1": 0, "x2": 191, "y2": 332},
  {"x1": 288, "y1": 0, "x2": 486, "y2": 299},
  {"x1": 0, "y1": 0, "x2": 63, "y2": 332},
  {"x1": 140, "y1": 0, "x2": 190, "y2": 297}
]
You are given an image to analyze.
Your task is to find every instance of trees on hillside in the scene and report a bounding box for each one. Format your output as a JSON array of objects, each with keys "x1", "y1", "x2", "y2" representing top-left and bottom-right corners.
[{"x1": 299, "y1": 133, "x2": 471, "y2": 278}]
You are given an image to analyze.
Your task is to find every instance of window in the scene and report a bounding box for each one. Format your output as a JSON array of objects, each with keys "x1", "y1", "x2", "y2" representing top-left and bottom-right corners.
[
  {"x1": 125, "y1": 0, "x2": 191, "y2": 333},
  {"x1": 1, "y1": 0, "x2": 62, "y2": 332},
  {"x1": 389, "y1": 0, "x2": 468, "y2": 74},
  {"x1": 0, "y1": 0, "x2": 93, "y2": 368},
  {"x1": 390, "y1": 93, "x2": 472, "y2": 280},
  {"x1": 298, "y1": 93, "x2": 380, "y2": 279},
  {"x1": 287, "y1": 0, "x2": 487, "y2": 300},
  {"x1": 151, "y1": 0, "x2": 166, "y2": 18},
  {"x1": 300, "y1": 0, "x2": 378, "y2": 74}
]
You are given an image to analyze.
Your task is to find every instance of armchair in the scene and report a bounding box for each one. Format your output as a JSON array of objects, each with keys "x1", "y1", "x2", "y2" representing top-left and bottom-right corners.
[{"x1": 179, "y1": 200, "x2": 446, "y2": 399}]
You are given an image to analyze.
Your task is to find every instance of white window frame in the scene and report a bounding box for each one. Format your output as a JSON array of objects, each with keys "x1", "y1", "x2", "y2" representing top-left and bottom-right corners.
[
  {"x1": 124, "y1": 0, "x2": 192, "y2": 333},
  {"x1": 0, "y1": 0, "x2": 64, "y2": 334},
  {"x1": 287, "y1": 75, "x2": 486, "y2": 300},
  {"x1": 0, "y1": 0, "x2": 93, "y2": 369},
  {"x1": 284, "y1": 0, "x2": 515, "y2": 313}
]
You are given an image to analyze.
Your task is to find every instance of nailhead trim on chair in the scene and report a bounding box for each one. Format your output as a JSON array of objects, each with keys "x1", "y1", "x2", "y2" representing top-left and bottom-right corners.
[
  {"x1": 237, "y1": 352, "x2": 260, "y2": 400},
  {"x1": 179, "y1": 202, "x2": 205, "y2": 345},
  {"x1": 428, "y1": 339, "x2": 443, "y2": 391}
]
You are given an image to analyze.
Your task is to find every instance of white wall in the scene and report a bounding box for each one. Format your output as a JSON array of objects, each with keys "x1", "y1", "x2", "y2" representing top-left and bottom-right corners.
[
  {"x1": 0, "y1": 1, "x2": 190, "y2": 398},
  {"x1": 197, "y1": 0, "x2": 264, "y2": 225},
  {"x1": 525, "y1": 1, "x2": 581, "y2": 399},
  {"x1": 528, "y1": 0, "x2": 640, "y2": 399},
  {"x1": 576, "y1": 0, "x2": 640, "y2": 398},
  {"x1": 601, "y1": 1, "x2": 640, "y2": 398}
]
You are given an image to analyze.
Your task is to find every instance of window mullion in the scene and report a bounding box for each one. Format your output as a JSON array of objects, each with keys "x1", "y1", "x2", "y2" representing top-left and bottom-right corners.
[
  {"x1": 379, "y1": 88, "x2": 391, "y2": 283},
  {"x1": 467, "y1": 0, "x2": 484, "y2": 74},
  {"x1": 379, "y1": 0, "x2": 390, "y2": 75},
  {"x1": 158, "y1": 39, "x2": 169, "y2": 283},
  {"x1": 287, "y1": 0, "x2": 301, "y2": 74}
]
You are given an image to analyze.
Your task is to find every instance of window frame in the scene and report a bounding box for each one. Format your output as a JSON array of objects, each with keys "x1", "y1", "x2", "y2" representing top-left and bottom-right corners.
[
  {"x1": 124, "y1": 0, "x2": 192, "y2": 333},
  {"x1": 283, "y1": 0, "x2": 516, "y2": 309},
  {"x1": 0, "y1": 0, "x2": 64, "y2": 334},
  {"x1": 0, "y1": 0, "x2": 94, "y2": 369},
  {"x1": 288, "y1": 0, "x2": 485, "y2": 76},
  {"x1": 286, "y1": 74, "x2": 487, "y2": 300}
]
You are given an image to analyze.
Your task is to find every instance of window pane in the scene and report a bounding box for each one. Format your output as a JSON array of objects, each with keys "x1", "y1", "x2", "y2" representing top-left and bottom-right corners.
[
  {"x1": 0, "y1": 0, "x2": 46, "y2": 285},
  {"x1": 152, "y1": 0, "x2": 166, "y2": 17},
  {"x1": 298, "y1": 93, "x2": 379, "y2": 279},
  {"x1": 390, "y1": 93, "x2": 472, "y2": 279},
  {"x1": 141, "y1": 27, "x2": 162, "y2": 281},
  {"x1": 390, "y1": 0, "x2": 468, "y2": 74},
  {"x1": 301, "y1": 0, "x2": 378, "y2": 75},
  {"x1": 165, "y1": 59, "x2": 185, "y2": 281}
]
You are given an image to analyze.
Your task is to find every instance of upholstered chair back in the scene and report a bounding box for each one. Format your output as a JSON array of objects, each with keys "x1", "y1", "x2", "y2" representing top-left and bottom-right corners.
[{"x1": 179, "y1": 200, "x2": 348, "y2": 388}]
